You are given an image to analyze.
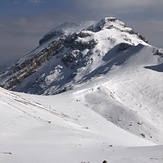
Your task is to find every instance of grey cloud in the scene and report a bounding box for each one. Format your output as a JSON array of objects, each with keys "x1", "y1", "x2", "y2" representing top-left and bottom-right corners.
[
  {"x1": 0, "y1": 12, "x2": 81, "y2": 67},
  {"x1": 71, "y1": 0, "x2": 163, "y2": 21},
  {"x1": 0, "y1": 24, "x2": 6, "y2": 28},
  {"x1": 73, "y1": 0, "x2": 163, "y2": 9},
  {"x1": 12, "y1": 0, "x2": 46, "y2": 4},
  {"x1": 0, "y1": 15, "x2": 53, "y2": 67},
  {"x1": 28, "y1": 0, "x2": 46, "y2": 4},
  {"x1": 107, "y1": 0, "x2": 163, "y2": 8},
  {"x1": 12, "y1": 0, "x2": 19, "y2": 4},
  {"x1": 126, "y1": 20, "x2": 163, "y2": 48}
]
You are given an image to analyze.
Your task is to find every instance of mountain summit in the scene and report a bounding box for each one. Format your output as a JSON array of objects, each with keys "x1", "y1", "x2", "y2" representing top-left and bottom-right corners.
[
  {"x1": 0, "y1": 17, "x2": 163, "y2": 145},
  {"x1": 0, "y1": 17, "x2": 162, "y2": 95}
]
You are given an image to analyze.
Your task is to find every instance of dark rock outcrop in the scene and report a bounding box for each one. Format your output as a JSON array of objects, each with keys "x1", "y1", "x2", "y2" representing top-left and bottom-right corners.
[{"x1": 0, "y1": 17, "x2": 151, "y2": 94}]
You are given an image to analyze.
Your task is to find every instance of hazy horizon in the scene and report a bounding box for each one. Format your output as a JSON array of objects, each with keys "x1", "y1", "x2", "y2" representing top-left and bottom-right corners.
[{"x1": 0, "y1": 0, "x2": 163, "y2": 68}]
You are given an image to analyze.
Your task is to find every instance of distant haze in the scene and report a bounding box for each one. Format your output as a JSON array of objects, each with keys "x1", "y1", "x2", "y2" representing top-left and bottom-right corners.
[{"x1": 0, "y1": 0, "x2": 163, "y2": 68}]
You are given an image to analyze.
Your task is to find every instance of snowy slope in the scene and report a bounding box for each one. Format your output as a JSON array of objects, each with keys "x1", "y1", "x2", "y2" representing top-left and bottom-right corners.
[
  {"x1": 1, "y1": 87, "x2": 163, "y2": 163},
  {"x1": 3, "y1": 40, "x2": 162, "y2": 144},
  {"x1": 68, "y1": 44, "x2": 163, "y2": 143},
  {"x1": 0, "y1": 17, "x2": 163, "y2": 153}
]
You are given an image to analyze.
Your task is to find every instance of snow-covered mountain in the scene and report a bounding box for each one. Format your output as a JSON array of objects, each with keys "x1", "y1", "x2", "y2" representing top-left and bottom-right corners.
[
  {"x1": 0, "y1": 17, "x2": 163, "y2": 162},
  {"x1": 0, "y1": 16, "x2": 163, "y2": 143},
  {"x1": 0, "y1": 17, "x2": 151, "y2": 95}
]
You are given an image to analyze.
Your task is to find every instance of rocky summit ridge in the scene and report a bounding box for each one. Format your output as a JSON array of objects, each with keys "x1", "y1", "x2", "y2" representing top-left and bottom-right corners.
[{"x1": 0, "y1": 17, "x2": 162, "y2": 95}]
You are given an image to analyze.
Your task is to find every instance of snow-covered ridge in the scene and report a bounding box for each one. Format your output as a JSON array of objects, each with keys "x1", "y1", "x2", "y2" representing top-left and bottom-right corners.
[
  {"x1": 0, "y1": 17, "x2": 163, "y2": 162},
  {"x1": 1, "y1": 85, "x2": 162, "y2": 163},
  {"x1": 0, "y1": 16, "x2": 154, "y2": 94},
  {"x1": 88, "y1": 17, "x2": 148, "y2": 43},
  {"x1": 39, "y1": 21, "x2": 96, "y2": 45}
]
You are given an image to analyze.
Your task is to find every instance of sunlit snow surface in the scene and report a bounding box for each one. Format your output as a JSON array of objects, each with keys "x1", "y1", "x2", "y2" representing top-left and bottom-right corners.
[
  {"x1": 0, "y1": 17, "x2": 163, "y2": 163},
  {"x1": 0, "y1": 85, "x2": 163, "y2": 163}
]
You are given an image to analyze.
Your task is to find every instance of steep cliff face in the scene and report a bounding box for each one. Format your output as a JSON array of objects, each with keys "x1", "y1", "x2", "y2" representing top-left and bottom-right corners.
[
  {"x1": 0, "y1": 21, "x2": 94, "y2": 92},
  {"x1": 0, "y1": 40, "x2": 63, "y2": 89},
  {"x1": 0, "y1": 17, "x2": 162, "y2": 95}
]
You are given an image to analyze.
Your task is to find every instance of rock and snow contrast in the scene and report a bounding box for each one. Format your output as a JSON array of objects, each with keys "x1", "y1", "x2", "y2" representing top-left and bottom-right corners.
[
  {"x1": 0, "y1": 17, "x2": 150, "y2": 94},
  {"x1": 0, "y1": 17, "x2": 163, "y2": 163}
]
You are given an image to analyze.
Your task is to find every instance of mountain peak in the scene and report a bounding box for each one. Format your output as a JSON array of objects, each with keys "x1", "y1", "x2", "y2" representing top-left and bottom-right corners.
[
  {"x1": 0, "y1": 17, "x2": 161, "y2": 95},
  {"x1": 1, "y1": 17, "x2": 163, "y2": 157},
  {"x1": 86, "y1": 17, "x2": 148, "y2": 44},
  {"x1": 99, "y1": 16, "x2": 118, "y2": 26},
  {"x1": 87, "y1": 17, "x2": 126, "y2": 31}
]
